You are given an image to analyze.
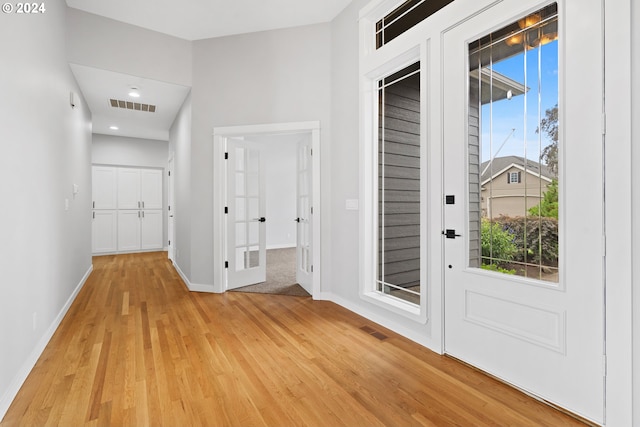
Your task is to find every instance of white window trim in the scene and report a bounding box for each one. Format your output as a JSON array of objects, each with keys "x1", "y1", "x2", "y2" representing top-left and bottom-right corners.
[{"x1": 359, "y1": 2, "x2": 428, "y2": 323}]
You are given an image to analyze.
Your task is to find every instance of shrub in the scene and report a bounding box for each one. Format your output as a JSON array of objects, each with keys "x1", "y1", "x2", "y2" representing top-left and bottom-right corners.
[
  {"x1": 480, "y1": 263, "x2": 516, "y2": 275},
  {"x1": 495, "y1": 216, "x2": 559, "y2": 266},
  {"x1": 480, "y1": 219, "x2": 517, "y2": 267}
]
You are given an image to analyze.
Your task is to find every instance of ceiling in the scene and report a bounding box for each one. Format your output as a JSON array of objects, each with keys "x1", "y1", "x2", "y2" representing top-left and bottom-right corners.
[
  {"x1": 70, "y1": 64, "x2": 191, "y2": 141},
  {"x1": 65, "y1": 0, "x2": 353, "y2": 41},
  {"x1": 66, "y1": 0, "x2": 351, "y2": 141}
]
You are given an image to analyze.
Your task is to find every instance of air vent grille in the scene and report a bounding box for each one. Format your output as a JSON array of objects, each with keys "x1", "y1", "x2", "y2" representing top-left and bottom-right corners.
[{"x1": 109, "y1": 99, "x2": 156, "y2": 113}]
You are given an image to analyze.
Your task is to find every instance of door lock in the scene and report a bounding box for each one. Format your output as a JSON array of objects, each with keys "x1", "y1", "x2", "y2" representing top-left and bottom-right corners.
[
  {"x1": 253, "y1": 217, "x2": 266, "y2": 222},
  {"x1": 443, "y1": 229, "x2": 461, "y2": 239},
  {"x1": 294, "y1": 218, "x2": 301, "y2": 223}
]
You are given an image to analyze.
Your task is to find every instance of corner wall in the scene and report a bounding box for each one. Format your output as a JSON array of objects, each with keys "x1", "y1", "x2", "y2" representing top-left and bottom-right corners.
[
  {"x1": 169, "y1": 93, "x2": 193, "y2": 279},
  {"x1": 0, "y1": 1, "x2": 93, "y2": 418}
]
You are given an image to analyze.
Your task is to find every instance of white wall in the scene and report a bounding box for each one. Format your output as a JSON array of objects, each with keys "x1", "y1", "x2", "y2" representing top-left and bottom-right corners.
[
  {"x1": 92, "y1": 134, "x2": 170, "y2": 246},
  {"x1": 168, "y1": 93, "x2": 192, "y2": 278},
  {"x1": 632, "y1": 0, "x2": 640, "y2": 421},
  {"x1": 189, "y1": 24, "x2": 331, "y2": 287},
  {"x1": 93, "y1": 134, "x2": 168, "y2": 167},
  {"x1": 0, "y1": 1, "x2": 93, "y2": 419},
  {"x1": 66, "y1": 8, "x2": 192, "y2": 86}
]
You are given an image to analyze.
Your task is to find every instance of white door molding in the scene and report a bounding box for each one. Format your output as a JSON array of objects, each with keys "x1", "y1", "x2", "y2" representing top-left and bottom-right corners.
[{"x1": 213, "y1": 121, "x2": 321, "y2": 298}]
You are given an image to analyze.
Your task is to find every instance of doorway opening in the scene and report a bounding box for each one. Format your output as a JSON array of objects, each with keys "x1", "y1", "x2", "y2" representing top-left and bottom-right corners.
[{"x1": 213, "y1": 122, "x2": 320, "y2": 298}]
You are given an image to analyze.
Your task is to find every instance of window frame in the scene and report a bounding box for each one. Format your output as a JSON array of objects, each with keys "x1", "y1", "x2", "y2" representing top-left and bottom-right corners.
[{"x1": 359, "y1": 0, "x2": 433, "y2": 323}]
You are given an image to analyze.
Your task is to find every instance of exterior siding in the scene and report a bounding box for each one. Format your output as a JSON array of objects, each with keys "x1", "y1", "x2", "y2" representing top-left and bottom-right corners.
[
  {"x1": 481, "y1": 167, "x2": 550, "y2": 218},
  {"x1": 378, "y1": 72, "x2": 421, "y2": 289}
]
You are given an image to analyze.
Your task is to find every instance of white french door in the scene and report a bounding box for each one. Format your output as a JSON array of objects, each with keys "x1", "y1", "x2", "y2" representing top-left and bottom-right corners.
[
  {"x1": 295, "y1": 137, "x2": 313, "y2": 293},
  {"x1": 442, "y1": 0, "x2": 604, "y2": 423},
  {"x1": 226, "y1": 138, "x2": 267, "y2": 290}
]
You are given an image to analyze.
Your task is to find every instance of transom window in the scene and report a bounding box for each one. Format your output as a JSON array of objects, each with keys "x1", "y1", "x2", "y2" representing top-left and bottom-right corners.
[{"x1": 376, "y1": 0, "x2": 454, "y2": 49}]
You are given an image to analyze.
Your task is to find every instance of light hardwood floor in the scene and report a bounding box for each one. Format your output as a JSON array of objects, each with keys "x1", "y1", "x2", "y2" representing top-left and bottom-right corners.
[{"x1": 1, "y1": 252, "x2": 587, "y2": 426}]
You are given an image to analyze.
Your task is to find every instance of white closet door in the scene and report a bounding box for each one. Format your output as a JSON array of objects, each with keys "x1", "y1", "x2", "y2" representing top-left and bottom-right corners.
[
  {"x1": 92, "y1": 166, "x2": 117, "y2": 210},
  {"x1": 92, "y1": 210, "x2": 117, "y2": 253},
  {"x1": 117, "y1": 169, "x2": 141, "y2": 209},
  {"x1": 141, "y1": 210, "x2": 163, "y2": 250},
  {"x1": 140, "y1": 169, "x2": 163, "y2": 210},
  {"x1": 117, "y1": 210, "x2": 141, "y2": 251}
]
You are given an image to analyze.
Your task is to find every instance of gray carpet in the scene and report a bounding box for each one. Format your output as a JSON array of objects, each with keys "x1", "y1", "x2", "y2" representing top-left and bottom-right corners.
[{"x1": 231, "y1": 248, "x2": 310, "y2": 297}]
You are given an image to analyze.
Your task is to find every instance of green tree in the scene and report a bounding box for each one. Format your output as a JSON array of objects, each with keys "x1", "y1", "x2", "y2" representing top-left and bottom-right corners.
[
  {"x1": 481, "y1": 219, "x2": 517, "y2": 267},
  {"x1": 529, "y1": 179, "x2": 558, "y2": 219},
  {"x1": 538, "y1": 104, "x2": 558, "y2": 177}
]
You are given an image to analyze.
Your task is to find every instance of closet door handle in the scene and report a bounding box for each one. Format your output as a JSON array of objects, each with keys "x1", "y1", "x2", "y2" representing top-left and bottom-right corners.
[
  {"x1": 92, "y1": 212, "x2": 95, "y2": 219},
  {"x1": 142, "y1": 201, "x2": 145, "y2": 208},
  {"x1": 142, "y1": 211, "x2": 145, "y2": 218},
  {"x1": 138, "y1": 201, "x2": 141, "y2": 208},
  {"x1": 93, "y1": 201, "x2": 95, "y2": 208},
  {"x1": 138, "y1": 211, "x2": 140, "y2": 218}
]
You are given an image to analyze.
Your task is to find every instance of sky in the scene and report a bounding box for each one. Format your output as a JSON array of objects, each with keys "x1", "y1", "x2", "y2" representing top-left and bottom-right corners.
[{"x1": 479, "y1": 40, "x2": 558, "y2": 164}]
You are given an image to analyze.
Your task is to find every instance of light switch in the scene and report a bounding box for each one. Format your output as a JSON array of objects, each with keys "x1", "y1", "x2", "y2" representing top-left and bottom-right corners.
[
  {"x1": 73, "y1": 184, "x2": 79, "y2": 195},
  {"x1": 64, "y1": 198, "x2": 69, "y2": 211},
  {"x1": 345, "y1": 199, "x2": 359, "y2": 210}
]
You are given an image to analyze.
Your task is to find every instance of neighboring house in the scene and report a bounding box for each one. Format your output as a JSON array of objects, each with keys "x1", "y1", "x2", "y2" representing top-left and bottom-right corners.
[{"x1": 480, "y1": 155, "x2": 553, "y2": 218}]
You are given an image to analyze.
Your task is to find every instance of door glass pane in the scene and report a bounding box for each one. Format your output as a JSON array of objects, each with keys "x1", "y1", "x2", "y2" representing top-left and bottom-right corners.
[
  {"x1": 235, "y1": 173, "x2": 245, "y2": 196},
  {"x1": 377, "y1": 61, "x2": 422, "y2": 305},
  {"x1": 468, "y1": 4, "x2": 559, "y2": 282}
]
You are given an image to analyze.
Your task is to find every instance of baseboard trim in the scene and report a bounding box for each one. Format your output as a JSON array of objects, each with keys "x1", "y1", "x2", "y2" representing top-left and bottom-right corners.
[
  {"x1": 0, "y1": 264, "x2": 93, "y2": 420},
  {"x1": 172, "y1": 261, "x2": 217, "y2": 293}
]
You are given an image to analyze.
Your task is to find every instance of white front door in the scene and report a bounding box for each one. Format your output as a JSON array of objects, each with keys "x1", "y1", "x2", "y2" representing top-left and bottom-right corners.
[
  {"x1": 295, "y1": 137, "x2": 313, "y2": 293},
  {"x1": 226, "y1": 138, "x2": 267, "y2": 289},
  {"x1": 443, "y1": 1, "x2": 604, "y2": 423}
]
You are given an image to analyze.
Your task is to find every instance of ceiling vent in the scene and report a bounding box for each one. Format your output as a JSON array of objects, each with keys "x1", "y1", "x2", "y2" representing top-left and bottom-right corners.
[{"x1": 109, "y1": 99, "x2": 156, "y2": 113}]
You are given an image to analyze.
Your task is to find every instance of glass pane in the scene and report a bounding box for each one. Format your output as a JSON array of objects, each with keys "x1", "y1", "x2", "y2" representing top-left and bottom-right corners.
[
  {"x1": 248, "y1": 197, "x2": 259, "y2": 219},
  {"x1": 248, "y1": 222, "x2": 259, "y2": 245},
  {"x1": 235, "y1": 172, "x2": 245, "y2": 196},
  {"x1": 469, "y1": 4, "x2": 559, "y2": 283},
  {"x1": 377, "y1": 61, "x2": 422, "y2": 305},
  {"x1": 235, "y1": 147, "x2": 245, "y2": 171},
  {"x1": 235, "y1": 222, "x2": 246, "y2": 246},
  {"x1": 247, "y1": 246, "x2": 259, "y2": 269},
  {"x1": 236, "y1": 198, "x2": 246, "y2": 220},
  {"x1": 247, "y1": 173, "x2": 259, "y2": 197},
  {"x1": 376, "y1": 0, "x2": 454, "y2": 49}
]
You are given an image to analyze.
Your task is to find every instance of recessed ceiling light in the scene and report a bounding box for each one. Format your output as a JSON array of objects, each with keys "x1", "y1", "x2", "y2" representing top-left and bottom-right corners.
[
  {"x1": 128, "y1": 86, "x2": 140, "y2": 98},
  {"x1": 110, "y1": 126, "x2": 119, "y2": 130}
]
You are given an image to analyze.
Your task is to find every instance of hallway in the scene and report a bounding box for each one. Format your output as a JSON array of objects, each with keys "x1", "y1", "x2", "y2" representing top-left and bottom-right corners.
[{"x1": 1, "y1": 252, "x2": 585, "y2": 426}]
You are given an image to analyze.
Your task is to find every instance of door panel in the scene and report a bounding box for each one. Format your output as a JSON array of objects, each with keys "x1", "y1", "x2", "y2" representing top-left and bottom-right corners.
[
  {"x1": 140, "y1": 169, "x2": 163, "y2": 210},
  {"x1": 92, "y1": 210, "x2": 117, "y2": 253},
  {"x1": 296, "y1": 137, "x2": 312, "y2": 293},
  {"x1": 227, "y1": 139, "x2": 266, "y2": 289},
  {"x1": 443, "y1": 1, "x2": 604, "y2": 422},
  {"x1": 92, "y1": 166, "x2": 117, "y2": 210},
  {"x1": 117, "y1": 210, "x2": 141, "y2": 251},
  {"x1": 117, "y1": 169, "x2": 141, "y2": 210},
  {"x1": 141, "y1": 210, "x2": 163, "y2": 250}
]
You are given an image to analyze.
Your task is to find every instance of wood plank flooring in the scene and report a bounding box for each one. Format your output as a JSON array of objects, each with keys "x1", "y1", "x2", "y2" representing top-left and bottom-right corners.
[{"x1": 1, "y1": 252, "x2": 587, "y2": 426}]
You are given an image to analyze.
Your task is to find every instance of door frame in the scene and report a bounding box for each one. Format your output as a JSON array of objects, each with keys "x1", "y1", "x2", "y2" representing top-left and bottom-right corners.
[
  {"x1": 213, "y1": 121, "x2": 321, "y2": 298},
  {"x1": 167, "y1": 154, "x2": 175, "y2": 262}
]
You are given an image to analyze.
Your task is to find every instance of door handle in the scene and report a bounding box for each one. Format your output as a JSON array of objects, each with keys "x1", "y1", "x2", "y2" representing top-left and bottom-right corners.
[
  {"x1": 253, "y1": 217, "x2": 266, "y2": 222},
  {"x1": 294, "y1": 218, "x2": 301, "y2": 223},
  {"x1": 443, "y1": 229, "x2": 461, "y2": 239}
]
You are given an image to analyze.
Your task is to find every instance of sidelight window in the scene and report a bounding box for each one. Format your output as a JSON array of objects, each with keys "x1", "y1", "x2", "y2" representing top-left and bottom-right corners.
[{"x1": 377, "y1": 62, "x2": 421, "y2": 304}]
